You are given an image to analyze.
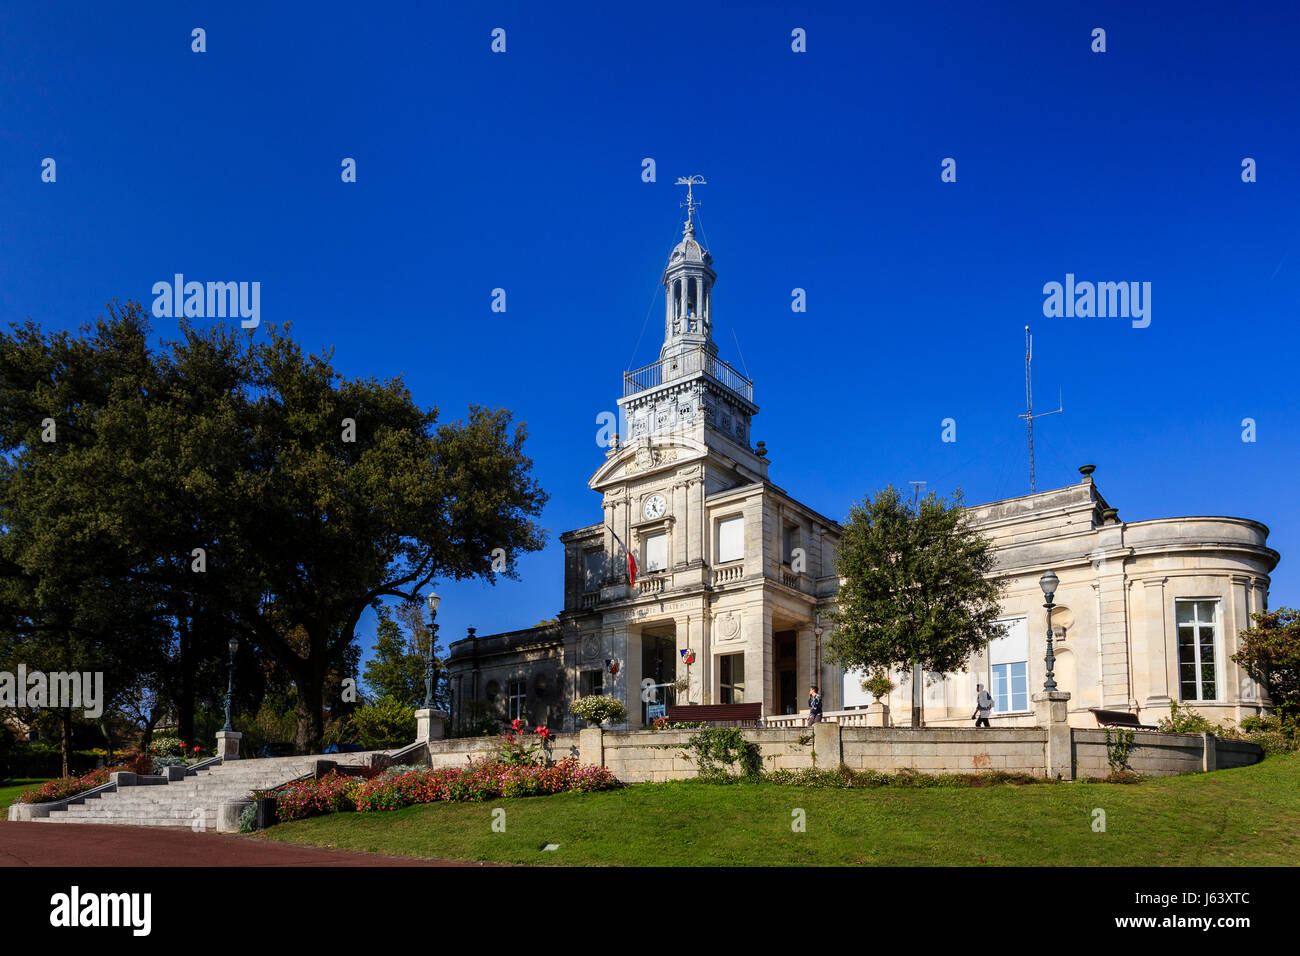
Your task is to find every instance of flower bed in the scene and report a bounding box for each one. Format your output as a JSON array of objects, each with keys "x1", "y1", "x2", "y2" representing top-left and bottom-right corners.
[
  {"x1": 275, "y1": 757, "x2": 618, "y2": 822},
  {"x1": 18, "y1": 752, "x2": 153, "y2": 804},
  {"x1": 274, "y1": 771, "x2": 360, "y2": 821}
]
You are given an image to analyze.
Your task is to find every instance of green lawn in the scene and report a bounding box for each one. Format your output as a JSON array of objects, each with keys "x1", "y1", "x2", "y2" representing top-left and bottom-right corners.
[
  {"x1": 0, "y1": 779, "x2": 46, "y2": 812},
  {"x1": 255, "y1": 753, "x2": 1300, "y2": 866}
]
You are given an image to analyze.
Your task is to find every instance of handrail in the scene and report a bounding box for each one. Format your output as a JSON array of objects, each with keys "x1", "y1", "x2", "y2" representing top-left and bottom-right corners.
[{"x1": 623, "y1": 346, "x2": 753, "y2": 401}]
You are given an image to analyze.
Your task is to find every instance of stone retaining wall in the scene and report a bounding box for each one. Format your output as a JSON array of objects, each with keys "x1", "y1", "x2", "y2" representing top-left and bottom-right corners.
[{"x1": 425, "y1": 725, "x2": 1263, "y2": 782}]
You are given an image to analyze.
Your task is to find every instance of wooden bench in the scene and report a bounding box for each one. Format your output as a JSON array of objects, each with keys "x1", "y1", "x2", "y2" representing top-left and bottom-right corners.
[
  {"x1": 1089, "y1": 708, "x2": 1158, "y2": 731},
  {"x1": 666, "y1": 703, "x2": 763, "y2": 727}
]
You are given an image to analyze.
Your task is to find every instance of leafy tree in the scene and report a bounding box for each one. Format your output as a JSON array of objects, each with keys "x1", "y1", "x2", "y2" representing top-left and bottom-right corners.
[
  {"x1": 1234, "y1": 608, "x2": 1300, "y2": 718},
  {"x1": 1, "y1": 303, "x2": 549, "y2": 754},
  {"x1": 827, "y1": 485, "x2": 1006, "y2": 728},
  {"x1": 363, "y1": 606, "x2": 428, "y2": 707},
  {"x1": 346, "y1": 696, "x2": 416, "y2": 750}
]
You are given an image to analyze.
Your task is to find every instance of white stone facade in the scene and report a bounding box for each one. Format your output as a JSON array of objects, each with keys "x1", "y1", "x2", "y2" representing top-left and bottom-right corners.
[{"x1": 447, "y1": 210, "x2": 1280, "y2": 734}]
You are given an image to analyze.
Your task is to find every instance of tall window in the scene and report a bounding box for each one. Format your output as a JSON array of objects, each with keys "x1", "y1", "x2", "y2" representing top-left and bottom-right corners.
[
  {"x1": 989, "y1": 617, "x2": 1029, "y2": 714},
  {"x1": 717, "y1": 516, "x2": 744, "y2": 563},
  {"x1": 782, "y1": 524, "x2": 799, "y2": 565},
  {"x1": 507, "y1": 679, "x2": 527, "y2": 721},
  {"x1": 719, "y1": 653, "x2": 745, "y2": 704},
  {"x1": 643, "y1": 532, "x2": 667, "y2": 573},
  {"x1": 1177, "y1": 600, "x2": 1218, "y2": 701},
  {"x1": 583, "y1": 549, "x2": 604, "y2": 591},
  {"x1": 581, "y1": 669, "x2": 603, "y2": 697}
]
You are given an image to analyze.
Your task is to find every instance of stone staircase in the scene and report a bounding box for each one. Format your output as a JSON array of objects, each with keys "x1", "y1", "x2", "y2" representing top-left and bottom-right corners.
[{"x1": 32, "y1": 754, "x2": 384, "y2": 831}]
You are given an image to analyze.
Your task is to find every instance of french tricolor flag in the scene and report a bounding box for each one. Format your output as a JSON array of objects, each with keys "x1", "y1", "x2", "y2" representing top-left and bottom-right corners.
[{"x1": 609, "y1": 526, "x2": 637, "y2": 587}]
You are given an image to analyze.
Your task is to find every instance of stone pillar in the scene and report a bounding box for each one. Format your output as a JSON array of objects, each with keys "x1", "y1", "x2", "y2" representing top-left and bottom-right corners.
[
  {"x1": 215, "y1": 730, "x2": 242, "y2": 761},
  {"x1": 579, "y1": 727, "x2": 605, "y2": 767},
  {"x1": 1141, "y1": 577, "x2": 1172, "y2": 713},
  {"x1": 868, "y1": 701, "x2": 890, "y2": 727},
  {"x1": 415, "y1": 708, "x2": 449, "y2": 742},
  {"x1": 217, "y1": 800, "x2": 251, "y2": 833},
  {"x1": 812, "y1": 720, "x2": 841, "y2": 769},
  {"x1": 1032, "y1": 690, "x2": 1073, "y2": 779}
]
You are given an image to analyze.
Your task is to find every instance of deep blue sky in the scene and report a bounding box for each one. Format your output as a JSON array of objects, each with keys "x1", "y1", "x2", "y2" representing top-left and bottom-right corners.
[{"x1": 2, "y1": 2, "x2": 1296, "y2": 679}]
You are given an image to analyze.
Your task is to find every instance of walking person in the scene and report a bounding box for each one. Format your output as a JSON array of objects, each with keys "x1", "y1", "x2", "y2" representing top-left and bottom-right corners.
[
  {"x1": 808, "y1": 684, "x2": 823, "y2": 725},
  {"x1": 972, "y1": 683, "x2": 993, "y2": 728}
]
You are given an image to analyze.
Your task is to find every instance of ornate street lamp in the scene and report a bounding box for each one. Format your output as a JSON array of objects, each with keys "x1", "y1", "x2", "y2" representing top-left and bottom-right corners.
[
  {"x1": 222, "y1": 637, "x2": 239, "y2": 732},
  {"x1": 424, "y1": 592, "x2": 441, "y2": 709},
  {"x1": 1039, "y1": 569, "x2": 1060, "y2": 692}
]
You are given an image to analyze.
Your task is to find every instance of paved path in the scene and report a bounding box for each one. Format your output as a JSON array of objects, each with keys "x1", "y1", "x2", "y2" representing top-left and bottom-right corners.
[{"x1": 0, "y1": 821, "x2": 488, "y2": 867}]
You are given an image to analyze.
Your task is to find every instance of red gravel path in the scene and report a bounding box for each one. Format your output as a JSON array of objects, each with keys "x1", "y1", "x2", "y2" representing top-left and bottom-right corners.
[{"x1": 0, "y1": 821, "x2": 487, "y2": 867}]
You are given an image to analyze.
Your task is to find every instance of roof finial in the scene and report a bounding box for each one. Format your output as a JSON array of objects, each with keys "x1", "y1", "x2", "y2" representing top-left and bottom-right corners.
[{"x1": 676, "y1": 174, "x2": 706, "y2": 237}]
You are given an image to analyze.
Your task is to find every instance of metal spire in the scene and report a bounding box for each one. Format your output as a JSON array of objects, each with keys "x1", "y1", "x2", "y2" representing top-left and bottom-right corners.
[{"x1": 1017, "y1": 326, "x2": 1062, "y2": 493}]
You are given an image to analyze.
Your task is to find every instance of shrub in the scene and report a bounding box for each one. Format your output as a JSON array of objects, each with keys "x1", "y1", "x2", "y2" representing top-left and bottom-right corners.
[
  {"x1": 151, "y1": 755, "x2": 188, "y2": 775},
  {"x1": 1157, "y1": 701, "x2": 1215, "y2": 734},
  {"x1": 683, "y1": 727, "x2": 762, "y2": 782},
  {"x1": 762, "y1": 766, "x2": 1043, "y2": 789},
  {"x1": 570, "y1": 695, "x2": 627, "y2": 727},
  {"x1": 237, "y1": 802, "x2": 258, "y2": 833},
  {"x1": 497, "y1": 721, "x2": 553, "y2": 766},
  {"x1": 346, "y1": 697, "x2": 417, "y2": 750}
]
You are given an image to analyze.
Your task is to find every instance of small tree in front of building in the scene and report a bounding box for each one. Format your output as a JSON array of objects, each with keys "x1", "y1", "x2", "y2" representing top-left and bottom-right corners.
[
  {"x1": 1233, "y1": 607, "x2": 1300, "y2": 719},
  {"x1": 827, "y1": 485, "x2": 1007, "y2": 728}
]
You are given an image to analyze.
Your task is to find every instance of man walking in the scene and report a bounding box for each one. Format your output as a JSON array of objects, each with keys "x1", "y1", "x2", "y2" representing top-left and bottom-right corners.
[
  {"x1": 808, "y1": 684, "x2": 823, "y2": 725},
  {"x1": 972, "y1": 684, "x2": 993, "y2": 728}
]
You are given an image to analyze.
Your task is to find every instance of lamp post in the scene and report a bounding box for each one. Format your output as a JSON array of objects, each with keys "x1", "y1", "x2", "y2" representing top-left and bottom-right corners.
[
  {"x1": 813, "y1": 617, "x2": 823, "y2": 687},
  {"x1": 1039, "y1": 570, "x2": 1059, "y2": 692},
  {"x1": 222, "y1": 637, "x2": 239, "y2": 732},
  {"x1": 424, "y1": 592, "x2": 440, "y2": 710}
]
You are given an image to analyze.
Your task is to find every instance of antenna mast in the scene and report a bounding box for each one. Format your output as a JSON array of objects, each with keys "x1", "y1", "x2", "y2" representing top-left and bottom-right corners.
[{"x1": 1017, "y1": 326, "x2": 1062, "y2": 493}]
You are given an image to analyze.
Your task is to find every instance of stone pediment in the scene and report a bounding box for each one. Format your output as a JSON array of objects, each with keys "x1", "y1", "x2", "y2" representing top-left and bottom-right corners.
[{"x1": 589, "y1": 436, "x2": 707, "y2": 490}]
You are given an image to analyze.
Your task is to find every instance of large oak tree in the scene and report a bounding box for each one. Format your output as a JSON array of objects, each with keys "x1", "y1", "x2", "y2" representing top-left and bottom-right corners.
[{"x1": 1, "y1": 302, "x2": 548, "y2": 753}]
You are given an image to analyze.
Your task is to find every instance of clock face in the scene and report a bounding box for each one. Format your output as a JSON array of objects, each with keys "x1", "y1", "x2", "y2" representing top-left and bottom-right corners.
[{"x1": 643, "y1": 494, "x2": 667, "y2": 520}]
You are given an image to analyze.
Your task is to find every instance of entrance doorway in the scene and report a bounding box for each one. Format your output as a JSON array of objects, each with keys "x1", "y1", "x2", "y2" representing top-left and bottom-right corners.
[
  {"x1": 640, "y1": 627, "x2": 677, "y2": 724},
  {"x1": 775, "y1": 630, "x2": 798, "y2": 715}
]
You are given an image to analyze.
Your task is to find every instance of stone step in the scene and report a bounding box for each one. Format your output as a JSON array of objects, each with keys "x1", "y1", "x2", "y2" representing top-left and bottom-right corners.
[{"x1": 36, "y1": 816, "x2": 216, "y2": 829}]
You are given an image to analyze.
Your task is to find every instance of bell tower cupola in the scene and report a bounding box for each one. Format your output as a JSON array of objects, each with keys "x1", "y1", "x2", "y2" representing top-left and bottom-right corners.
[{"x1": 661, "y1": 175, "x2": 717, "y2": 363}]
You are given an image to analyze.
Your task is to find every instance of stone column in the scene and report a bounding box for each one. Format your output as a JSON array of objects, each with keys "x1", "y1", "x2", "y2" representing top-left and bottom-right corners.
[
  {"x1": 215, "y1": 730, "x2": 242, "y2": 761},
  {"x1": 1032, "y1": 690, "x2": 1073, "y2": 779}
]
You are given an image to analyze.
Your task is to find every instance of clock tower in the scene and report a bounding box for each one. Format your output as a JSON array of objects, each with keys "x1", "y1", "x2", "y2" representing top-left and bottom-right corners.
[
  {"x1": 549, "y1": 181, "x2": 839, "y2": 730},
  {"x1": 588, "y1": 177, "x2": 769, "y2": 594}
]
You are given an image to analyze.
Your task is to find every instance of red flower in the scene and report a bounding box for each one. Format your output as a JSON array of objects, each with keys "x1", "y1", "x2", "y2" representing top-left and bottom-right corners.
[{"x1": 510, "y1": 718, "x2": 523, "y2": 731}]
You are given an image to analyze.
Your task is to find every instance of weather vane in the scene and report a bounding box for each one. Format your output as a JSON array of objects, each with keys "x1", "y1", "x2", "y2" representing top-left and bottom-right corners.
[{"x1": 676, "y1": 174, "x2": 706, "y2": 223}]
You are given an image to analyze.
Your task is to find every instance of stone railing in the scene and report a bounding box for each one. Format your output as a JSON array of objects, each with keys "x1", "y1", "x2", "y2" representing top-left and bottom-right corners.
[
  {"x1": 780, "y1": 568, "x2": 800, "y2": 588},
  {"x1": 762, "y1": 709, "x2": 875, "y2": 728},
  {"x1": 581, "y1": 592, "x2": 599, "y2": 609},
  {"x1": 711, "y1": 562, "x2": 743, "y2": 586},
  {"x1": 638, "y1": 575, "x2": 666, "y2": 596}
]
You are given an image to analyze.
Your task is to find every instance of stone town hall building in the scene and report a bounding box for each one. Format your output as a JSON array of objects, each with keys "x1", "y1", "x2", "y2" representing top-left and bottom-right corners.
[{"x1": 447, "y1": 202, "x2": 1280, "y2": 734}]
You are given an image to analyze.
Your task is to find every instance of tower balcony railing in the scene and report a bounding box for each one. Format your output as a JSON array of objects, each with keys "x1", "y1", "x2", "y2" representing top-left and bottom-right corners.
[{"x1": 623, "y1": 345, "x2": 753, "y2": 402}]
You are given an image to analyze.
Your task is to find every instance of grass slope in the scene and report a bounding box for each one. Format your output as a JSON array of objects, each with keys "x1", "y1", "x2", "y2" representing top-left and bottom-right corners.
[
  {"x1": 255, "y1": 754, "x2": 1300, "y2": 866},
  {"x1": 0, "y1": 779, "x2": 48, "y2": 812}
]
